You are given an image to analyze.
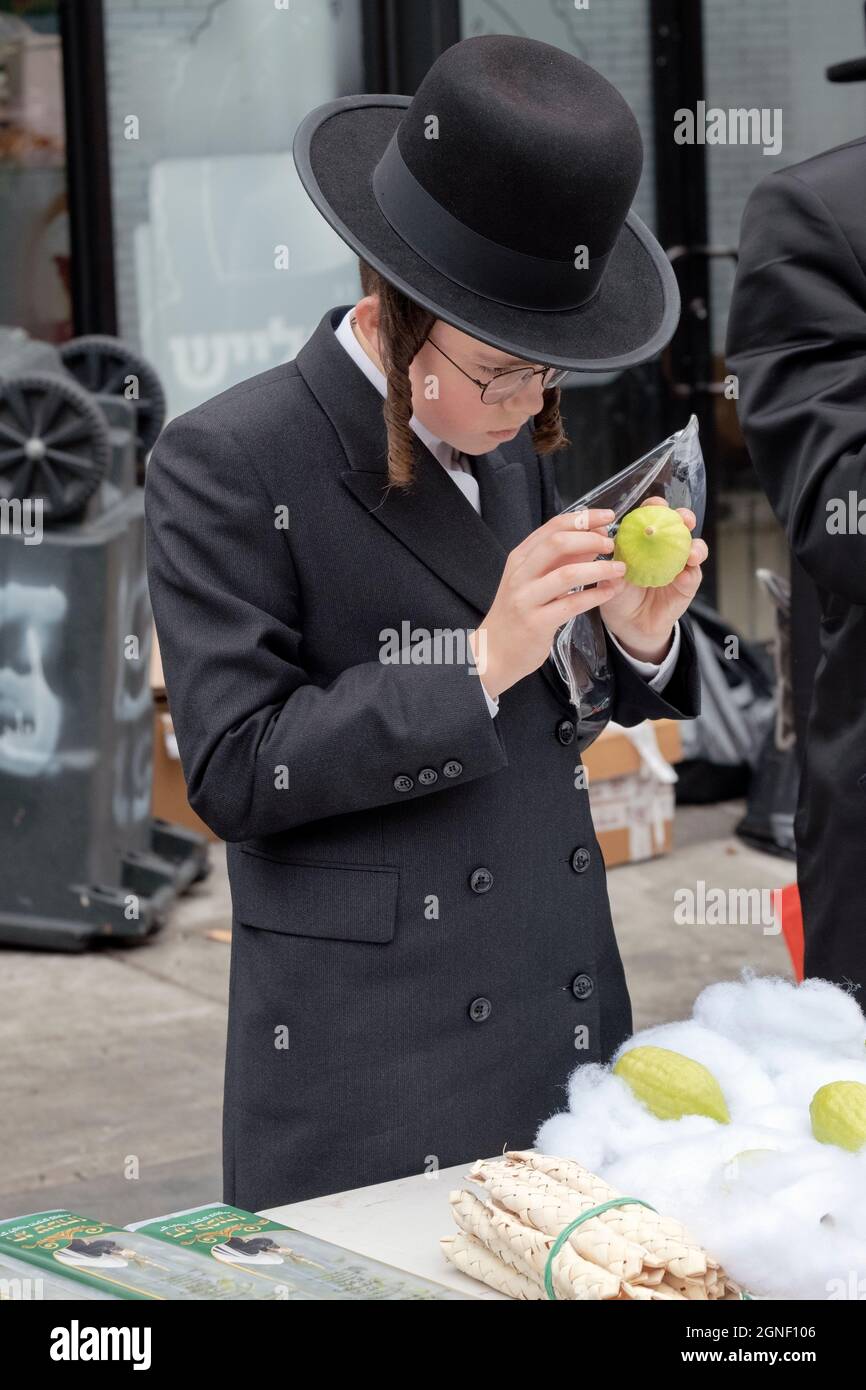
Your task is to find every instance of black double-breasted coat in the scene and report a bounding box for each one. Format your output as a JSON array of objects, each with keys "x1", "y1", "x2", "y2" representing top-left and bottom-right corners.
[
  {"x1": 726, "y1": 137, "x2": 866, "y2": 1005},
  {"x1": 144, "y1": 303, "x2": 701, "y2": 1211}
]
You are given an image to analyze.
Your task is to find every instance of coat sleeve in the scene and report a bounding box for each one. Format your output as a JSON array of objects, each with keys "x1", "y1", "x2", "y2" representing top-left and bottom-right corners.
[
  {"x1": 537, "y1": 451, "x2": 701, "y2": 726},
  {"x1": 144, "y1": 414, "x2": 509, "y2": 843},
  {"x1": 726, "y1": 166, "x2": 866, "y2": 605}
]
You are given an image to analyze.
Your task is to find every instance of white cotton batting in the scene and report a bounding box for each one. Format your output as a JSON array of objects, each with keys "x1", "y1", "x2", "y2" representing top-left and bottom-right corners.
[{"x1": 533, "y1": 970, "x2": 866, "y2": 1300}]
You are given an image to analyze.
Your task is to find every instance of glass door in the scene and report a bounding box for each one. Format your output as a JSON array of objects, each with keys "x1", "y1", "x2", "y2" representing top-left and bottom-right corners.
[{"x1": 0, "y1": 0, "x2": 68, "y2": 341}]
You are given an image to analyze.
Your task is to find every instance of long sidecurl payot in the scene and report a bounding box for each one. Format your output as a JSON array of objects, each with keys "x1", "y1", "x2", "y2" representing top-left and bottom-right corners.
[{"x1": 357, "y1": 258, "x2": 570, "y2": 494}]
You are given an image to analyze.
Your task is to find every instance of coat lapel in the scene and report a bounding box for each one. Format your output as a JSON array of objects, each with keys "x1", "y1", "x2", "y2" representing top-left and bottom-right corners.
[
  {"x1": 339, "y1": 458, "x2": 516, "y2": 619},
  {"x1": 296, "y1": 305, "x2": 572, "y2": 708}
]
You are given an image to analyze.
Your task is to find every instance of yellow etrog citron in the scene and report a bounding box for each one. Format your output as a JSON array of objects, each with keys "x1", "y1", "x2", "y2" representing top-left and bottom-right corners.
[
  {"x1": 613, "y1": 1045, "x2": 731, "y2": 1123},
  {"x1": 810, "y1": 1080, "x2": 866, "y2": 1152},
  {"x1": 613, "y1": 505, "x2": 692, "y2": 587}
]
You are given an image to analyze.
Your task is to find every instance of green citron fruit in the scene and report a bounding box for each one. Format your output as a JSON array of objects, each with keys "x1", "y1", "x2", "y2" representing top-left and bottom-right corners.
[
  {"x1": 810, "y1": 1080, "x2": 866, "y2": 1152},
  {"x1": 613, "y1": 505, "x2": 692, "y2": 587},
  {"x1": 613, "y1": 1045, "x2": 731, "y2": 1124}
]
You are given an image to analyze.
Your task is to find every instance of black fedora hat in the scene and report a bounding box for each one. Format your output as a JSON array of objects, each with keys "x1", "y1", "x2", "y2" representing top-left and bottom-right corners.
[
  {"x1": 292, "y1": 34, "x2": 680, "y2": 373},
  {"x1": 827, "y1": 1, "x2": 866, "y2": 81},
  {"x1": 826, "y1": 57, "x2": 866, "y2": 79}
]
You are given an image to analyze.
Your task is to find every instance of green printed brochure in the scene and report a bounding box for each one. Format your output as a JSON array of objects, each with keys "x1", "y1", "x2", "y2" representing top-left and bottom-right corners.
[
  {"x1": 0, "y1": 1252, "x2": 115, "y2": 1301},
  {"x1": 0, "y1": 1205, "x2": 469, "y2": 1299},
  {"x1": 126, "y1": 1203, "x2": 467, "y2": 1299},
  {"x1": 0, "y1": 1209, "x2": 311, "y2": 1300}
]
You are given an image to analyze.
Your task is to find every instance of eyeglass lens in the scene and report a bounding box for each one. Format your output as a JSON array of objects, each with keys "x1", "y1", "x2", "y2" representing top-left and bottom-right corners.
[{"x1": 482, "y1": 366, "x2": 568, "y2": 402}]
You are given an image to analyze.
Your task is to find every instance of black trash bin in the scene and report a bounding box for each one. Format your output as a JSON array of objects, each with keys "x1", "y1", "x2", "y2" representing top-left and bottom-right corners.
[{"x1": 0, "y1": 328, "x2": 207, "y2": 951}]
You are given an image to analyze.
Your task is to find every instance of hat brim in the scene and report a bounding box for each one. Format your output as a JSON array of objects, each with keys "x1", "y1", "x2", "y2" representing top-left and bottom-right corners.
[
  {"x1": 293, "y1": 95, "x2": 681, "y2": 373},
  {"x1": 826, "y1": 56, "x2": 866, "y2": 82}
]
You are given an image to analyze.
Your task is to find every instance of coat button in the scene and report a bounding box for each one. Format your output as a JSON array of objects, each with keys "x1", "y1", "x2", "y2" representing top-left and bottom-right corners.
[
  {"x1": 469, "y1": 996, "x2": 492, "y2": 1022},
  {"x1": 469, "y1": 867, "x2": 493, "y2": 893},
  {"x1": 443, "y1": 760, "x2": 463, "y2": 777},
  {"x1": 418, "y1": 766, "x2": 438, "y2": 785},
  {"x1": 393, "y1": 774, "x2": 414, "y2": 792},
  {"x1": 556, "y1": 717, "x2": 576, "y2": 745},
  {"x1": 571, "y1": 846, "x2": 591, "y2": 873},
  {"x1": 572, "y1": 974, "x2": 594, "y2": 1000}
]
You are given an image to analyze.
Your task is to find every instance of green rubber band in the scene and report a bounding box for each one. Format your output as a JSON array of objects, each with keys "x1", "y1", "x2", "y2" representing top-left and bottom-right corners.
[
  {"x1": 542, "y1": 1194, "x2": 756, "y2": 1301},
  {"x1": 543, "y1": 1195, "x2": 658, "y2": 1299}
]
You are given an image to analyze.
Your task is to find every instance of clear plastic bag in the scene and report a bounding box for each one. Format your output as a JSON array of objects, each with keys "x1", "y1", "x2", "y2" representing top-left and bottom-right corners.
[{"x1": 550, "y1": 413, "x2": 706, "y2": 744}]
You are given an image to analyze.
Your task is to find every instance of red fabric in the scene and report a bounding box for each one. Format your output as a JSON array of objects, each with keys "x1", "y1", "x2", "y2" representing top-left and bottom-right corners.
[{"x1": 780, "y1": 882, "x2": 804, "y2": 981}]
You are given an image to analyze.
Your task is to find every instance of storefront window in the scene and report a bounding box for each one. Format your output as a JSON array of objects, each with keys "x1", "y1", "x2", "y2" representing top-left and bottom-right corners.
[
  {"x1": 460, "y1": 0, "x2": 655, "y2": 231},
  {"x1": 0, "y1": 0, "x2": 68, "y2": 342},
  {"x1": 101, "y1": 0, "x2": 363, "y2": 420}
]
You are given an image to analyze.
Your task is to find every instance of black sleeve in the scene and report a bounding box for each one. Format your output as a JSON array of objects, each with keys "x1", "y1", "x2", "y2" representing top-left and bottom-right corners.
[
  {"x1": 604, "y1": 611, "x2": 701, "y2": 726},
  {"x1": 144, "y1": 414, "x2": 509, "y2": 843},
  {"x1": 726, "y1": 167, "x2": 866, "y2": 605}
]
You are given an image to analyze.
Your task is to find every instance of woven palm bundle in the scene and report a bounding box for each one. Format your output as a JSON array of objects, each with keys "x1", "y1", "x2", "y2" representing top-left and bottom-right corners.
[{"x1": 440, "y1": 1150, "x2": 746, "y2": 1301}]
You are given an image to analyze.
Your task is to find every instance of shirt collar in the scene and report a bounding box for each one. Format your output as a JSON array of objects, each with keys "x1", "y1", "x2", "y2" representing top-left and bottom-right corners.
[{"x1": 333, "y1": 306, "x2": 462, "y2": 472}]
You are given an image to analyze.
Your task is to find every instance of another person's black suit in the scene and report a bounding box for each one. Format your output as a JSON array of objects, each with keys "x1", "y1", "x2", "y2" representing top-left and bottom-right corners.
[{"x1": 727, "y1": 135, "x2": 866, "y2": 1008}]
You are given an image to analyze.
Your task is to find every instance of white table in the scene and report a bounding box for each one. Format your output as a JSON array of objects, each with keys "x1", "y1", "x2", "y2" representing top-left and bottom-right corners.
[{"x1": 261, "y1": 1158, "x2": 510, "y2": 1300}]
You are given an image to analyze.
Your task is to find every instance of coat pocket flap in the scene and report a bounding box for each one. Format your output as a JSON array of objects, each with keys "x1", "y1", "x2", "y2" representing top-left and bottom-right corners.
[{"x1": 232, "y1": 849, "x2": 398, "y2": 943}]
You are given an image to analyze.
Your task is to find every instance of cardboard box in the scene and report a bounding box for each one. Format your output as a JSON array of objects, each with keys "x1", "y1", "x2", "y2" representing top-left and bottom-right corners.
[
  {"x1": 151, "y1": 698, "x2": 220, "y2": 842},
  {"x1": 583, "y1": 719, "x2": 682, "y2": 869},
  {"x1": 582, "y1": 718, "x2": 681, "y2": 781},
  {"x1": 150, "y1": 623, "x2": 165, "y2": 697},
  {"x1": 150, "y1": 626, "x2": 219, "y2": 841}
]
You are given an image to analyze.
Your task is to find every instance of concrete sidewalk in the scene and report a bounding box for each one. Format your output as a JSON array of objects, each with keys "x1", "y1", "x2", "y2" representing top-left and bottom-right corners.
[{"x1": 0, "y1": 800, "x2": 794, "y2": 1225}]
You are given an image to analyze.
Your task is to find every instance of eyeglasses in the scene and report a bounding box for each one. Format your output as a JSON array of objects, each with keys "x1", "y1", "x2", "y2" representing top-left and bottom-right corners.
[{"x1": 425, "y1": 335, "x2": 569, "y2": 404}]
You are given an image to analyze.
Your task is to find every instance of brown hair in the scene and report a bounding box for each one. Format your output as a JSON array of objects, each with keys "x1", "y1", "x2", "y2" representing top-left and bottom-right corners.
[{"x1": 357, "y1": 259, "x2": 570, "y2": 492}]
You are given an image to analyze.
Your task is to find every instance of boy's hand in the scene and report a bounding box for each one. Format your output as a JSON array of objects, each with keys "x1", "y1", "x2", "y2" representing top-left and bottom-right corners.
[
  {"x1": 599, "y1": 496, "x2": 708, "y2": 662},
  {"x1": 469, "y1": 507, "x2": 626, "y2": 700}
]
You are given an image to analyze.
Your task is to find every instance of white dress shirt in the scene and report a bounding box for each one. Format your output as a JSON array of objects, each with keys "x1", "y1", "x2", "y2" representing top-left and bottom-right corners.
[{"x1": 334, "y1": 306, "x2": 681, "y2": 717}]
